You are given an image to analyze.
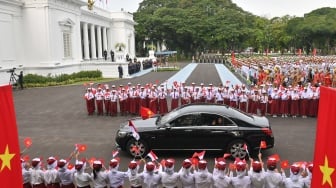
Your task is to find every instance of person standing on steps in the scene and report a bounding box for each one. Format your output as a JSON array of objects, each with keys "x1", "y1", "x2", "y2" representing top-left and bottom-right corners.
[{"x1": 118, "y1": 64, "x2": 123, "y2": 78}]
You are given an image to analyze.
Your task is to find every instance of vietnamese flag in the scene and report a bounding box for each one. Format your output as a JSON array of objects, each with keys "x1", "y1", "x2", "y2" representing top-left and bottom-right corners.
[
  {"x1": 281, "y1": 160, "x2": 289, "y2": 169},
  {"x1": 140, "y1": 106, "x2": 155, "y2": 120},
  {"x1": 0, "y1": 85, "x2": 23, "y2": 187},
  {"x1": 311, "y1": 87, "x2": 336, "y2": 188},
  {"x1": 260, "y1": 141, "x2": 267, "y2": 149}
]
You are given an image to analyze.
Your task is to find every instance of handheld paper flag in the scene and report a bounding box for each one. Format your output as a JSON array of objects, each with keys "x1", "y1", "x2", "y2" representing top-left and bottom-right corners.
[
  {"x1": 23, "y1": 137, "x2": 32, "y2": 148},
  {"x1": 260, "y1": 141, "x2": 267, "y2": 149},
  {"x1": 147, "y1": 150, "x2": 158, "y2": 161}
]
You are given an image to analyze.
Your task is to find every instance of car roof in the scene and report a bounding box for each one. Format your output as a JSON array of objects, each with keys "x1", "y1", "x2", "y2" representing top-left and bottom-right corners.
[{"x1": 176, "y1": 103, "x2": 252, "y2": 119}]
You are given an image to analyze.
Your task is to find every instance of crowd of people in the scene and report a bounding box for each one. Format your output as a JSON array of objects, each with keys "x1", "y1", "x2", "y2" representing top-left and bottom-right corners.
[
  {"x1": 234, "y1": 55, "x2": 336, "y2": 88},
  {"x1": 83, "y1": 80, "x2": 320, "y2": 118},
  {"x1": 22, "y1": 150, "x2": 313, "y2": 188}
]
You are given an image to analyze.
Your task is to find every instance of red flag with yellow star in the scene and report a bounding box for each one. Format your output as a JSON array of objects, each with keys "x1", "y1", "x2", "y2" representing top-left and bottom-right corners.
[
  {"x1": 311, "y1": 86, "x2": 336, "y2": 187},
  {"x1": 0, "y1": 85, "x2": 22, "y2": 186}
]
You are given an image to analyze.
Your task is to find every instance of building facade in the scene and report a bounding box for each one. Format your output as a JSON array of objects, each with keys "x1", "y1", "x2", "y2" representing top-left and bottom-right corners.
[{"x1": 0, "y1": 0, "x2": 136, "y2": 85}]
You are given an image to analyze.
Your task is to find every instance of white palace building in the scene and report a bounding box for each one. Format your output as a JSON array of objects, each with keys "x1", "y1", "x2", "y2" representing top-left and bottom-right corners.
[{"x1": 0, "y1": 0, "x2": 139, "y2": 85}]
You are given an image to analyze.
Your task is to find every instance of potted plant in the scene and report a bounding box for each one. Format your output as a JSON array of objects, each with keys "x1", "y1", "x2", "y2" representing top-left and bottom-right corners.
[{"x1": 115, "y1": 43, "x2": 126, "y2": 52}]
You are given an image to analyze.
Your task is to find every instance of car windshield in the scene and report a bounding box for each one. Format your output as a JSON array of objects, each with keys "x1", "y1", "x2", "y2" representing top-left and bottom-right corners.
[{"x1": 160, "y1": 110, "x2": 179, "y2": 125}]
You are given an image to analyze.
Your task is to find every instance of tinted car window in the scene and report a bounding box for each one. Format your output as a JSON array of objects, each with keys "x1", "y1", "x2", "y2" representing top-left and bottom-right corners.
[{"x1": 171, "y1": 114, "x2": 197, "y2": 127}]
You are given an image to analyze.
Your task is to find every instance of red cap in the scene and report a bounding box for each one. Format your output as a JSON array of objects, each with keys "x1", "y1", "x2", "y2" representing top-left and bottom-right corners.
[
  {"x1": 31, "y1": 158, "x2": 40, "y2": 167},
  {"x1": 146, "y1": 162, "x2": 155, "y2": 171},
  {"x1": 128, "y1": 161, "x2": 138, "y2": 170},
  {"x1": 47, "y1": 157, "x2": 56, "y2": 165},
  {"x1": 216, "y1": 161, "x2": 226, "y2": 171},
  {"x1": 75, "y1": 161, "x2": 83, "y2": 170},
  {"x1": 252, "y1": 161, "x2": 262, "y2": 172},
  {"x1": 290, "y1": 164, "x2": 301, "y2": 174},
  {"x1": 236, "y1": 161, "x2": 246, "y2": 171},
  {"x1": 58, "y1": 159, "x2": 66, "y2": 168},
  {"x1": 182, "y1": 159, "x2": 192, "y2": 169},
  {"x1": 109, "y1": 159, "x2": 119, "y2": 168},
  {"x1": 93, "y1": 160, "x2": 102, "y2": 170},
  {"x1": 198, "y1": 160, "x2": 207, "y2": 170},
  {"x1": 165, "y1": 158, "x2": 175, "y2": 168},
  {"x1": 308, "y1": 163, "x2": 313, "y2": 173}
]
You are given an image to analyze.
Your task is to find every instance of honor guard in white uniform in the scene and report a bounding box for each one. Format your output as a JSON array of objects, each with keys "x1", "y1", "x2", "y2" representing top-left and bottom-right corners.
[
  {"x1": 45, "y1": 157, "x2": 61, "y2": 188},
  {"x1": 128, "y1": 160, "x2": 144, "y2": 188},
  {"x1": 283, "y1": 164, "x2": 304, "y2": 188},
  {"x1": 213, "y1": 159, "x2": 231, "y2": 188},
  {"x1": 92, "y1": 160, "x2": 109, "y2": 188},
  {"x1": 178, "y1": 159, "x2": 195, "y2": 188},
  {"x1": 231, "y1": 161, "x2": 251, "y2": 188},
  {"x1": 74, "y1": 161, "x2": 93, "y2": 188},
  {"x1": 57, "y1": 159, "x2": 76, "y2": 188},
  {"x1": 107, "y1": 159, "x2": 128, "y2": 188},
  {"x1": 143, "y1": 161, "x2": 161, "y2": 188},
  {"x1": 30, "y1": 158, "x2": 45, "y2": 188},
  {"x1": 160, "y1": 158, "x2": 180, "y2": 188},
  {"x1": 248, "y1": 154, "x2": 266, "y2": 188},
  {"x1": 22, "y1": 159, "x2": 32, "y2": 188},
  {"x1": 264, "y1": 157, "x2": 283, "y2": 188},
  {"x1": 302, "y1": 163, "x2": 313, "y2": 188},
  {"x1": 194, "y1": 159, "x2": 213, "y2": 188}
]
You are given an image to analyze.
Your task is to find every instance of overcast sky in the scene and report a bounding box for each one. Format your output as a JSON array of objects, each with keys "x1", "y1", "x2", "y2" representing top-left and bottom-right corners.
[{"x1": 110, "y1": 0, "x2": 336, "y2": 17}]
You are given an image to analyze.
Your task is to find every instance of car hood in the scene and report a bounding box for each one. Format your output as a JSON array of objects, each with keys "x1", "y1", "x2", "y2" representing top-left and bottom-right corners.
[
  {"x1": 119, "y1": 117, "x2": 158, "y2": 132},
  {"x1": 251, "y1": 115, "x2": 270, "y2": 127}
]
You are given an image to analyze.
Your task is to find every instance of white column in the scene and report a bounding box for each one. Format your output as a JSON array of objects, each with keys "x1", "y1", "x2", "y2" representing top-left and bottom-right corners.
[
  {"x1": 90, "y1": 24, "x2": 97, "y2": 59},
  {"x1": 103, "y1": 27, "x2": 107, "y2": 53},
  {"x1": 83, "y1": 22, "x2": 90, "y2": 60},
  {"x1": 97, "y1": 26, "x2": 103, "y2": 59}
]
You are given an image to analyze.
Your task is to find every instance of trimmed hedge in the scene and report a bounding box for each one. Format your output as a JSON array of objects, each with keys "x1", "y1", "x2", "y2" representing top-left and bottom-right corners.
[{"x1": 23, "y1": 70, "x2": 102, "y2": 87}]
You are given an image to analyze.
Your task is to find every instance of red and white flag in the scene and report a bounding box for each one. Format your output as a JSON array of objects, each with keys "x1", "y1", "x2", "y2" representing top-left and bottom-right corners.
[
  {"x1": 129, "y1": 120, "x2": 140, "y2": 140},
  {"x1": 147, "y1": 150, "x2": 158, "y2": 161},
  {"x1": 192, "y1": 151, "x2": 206, "y2": 160},
  {"x1": 112, "y1": 150, "x2": 119, "y2": 158}
]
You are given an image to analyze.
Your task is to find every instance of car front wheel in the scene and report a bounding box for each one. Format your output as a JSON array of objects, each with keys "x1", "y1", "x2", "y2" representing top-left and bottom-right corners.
[
  {"x1": 227, "y1": 139, "x2": 248, "y2": 159},
  {"x1": 126, "y1": 139, "x2": 149, "y2": 158}
]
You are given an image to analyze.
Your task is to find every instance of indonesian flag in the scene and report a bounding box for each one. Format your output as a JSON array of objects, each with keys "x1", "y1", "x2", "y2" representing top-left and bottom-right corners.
[
  {"x1": 140, "y1": 106, "x2": 155, "y2": 120},
  {"x1": 311, "y1": 87, "x2": 336, "y2": 187},
  {"x1": 313, "y1": 48, "x2": 317, "y2": 56},
  {"x1": 129, "y1": 120, "x2": 140, "y2": 140},
  {"x1": 147, "y1": 150, "x2": 158, "y2": 161},
  {"x1": 223, "y1": 153, "x2": 231, "y2": 159},
  {"x1": 112, "y1": 150, "x2": 119, "y2": 158},
  {"x1": 0, "y1": 85, "x2": 23, "y2": 187},
  {"x1": 192, "y1": 151, "x2": 206, "y2": 160}
]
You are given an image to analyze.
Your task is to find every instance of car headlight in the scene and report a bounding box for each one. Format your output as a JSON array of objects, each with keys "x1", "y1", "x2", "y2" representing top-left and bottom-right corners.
[{"x1": 117, "y1": 131, "x2": 128, "y2": 138}]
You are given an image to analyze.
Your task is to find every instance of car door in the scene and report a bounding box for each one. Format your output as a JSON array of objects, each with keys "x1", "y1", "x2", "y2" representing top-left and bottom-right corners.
[
  {"x1": 150, "y1": 114, "x2": 201, "y2": 149},
  {"x1": 197, "y1": 113, "x2": 239, "y2": 149}
]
